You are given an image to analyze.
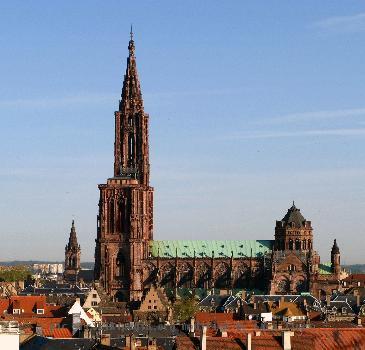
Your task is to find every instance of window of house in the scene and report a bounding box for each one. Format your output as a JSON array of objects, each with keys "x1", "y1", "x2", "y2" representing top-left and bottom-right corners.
[
  {"x1": 13, "y1": 309, "x2": 20, "y2": 314},
  {"x1": 342, "y1": 307, "x2": 347, "y2": 314},
  {"x1": 148, "y1": 306, "x2": 151, "y2": 309},
  {"x1": 154, "y1": 306, "x2": 157, "y2": 310},
  {"x1": 37, "y1": 309, "x2": 44, "y2": 314},
  {"x1": 154, "y1": 300, "x2": 157, "y2": 303},
  {"x1": 92, "y1": 294, "x2": 97, "y2": 298},
  {"x1": 91, "y1": 301, "x2": 98, "y2": 306}
]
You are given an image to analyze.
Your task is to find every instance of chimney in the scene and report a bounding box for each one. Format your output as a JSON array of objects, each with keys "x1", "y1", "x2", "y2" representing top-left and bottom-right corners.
[
  {"x1": 200, "y1": 326, "x2": 207, "y2": 350},
  {"x1": 129, "y1": 334, "x2": 136, "y2": 350},
  {"x1": 280, "y1": 296, "x2": 285, "y2": 307},
  {"x1": 101, "y1": 334, "x2": 110, "y2": 346},
  {"x1": 190, "y1": 317, "x2": 195, "y2": 334},
  {"x1": 241, "y1": 290, "x2": 246, "y2": 300},
  {"x1": 253, "y1": 302, "x2": 257, "y2": 310},
  {"x1": 282, "y1": 331, "x2": 294, "y2": 350},
  {"x1": 357, "y1": 316, "x2": 362, "y2": 326},
  {"x1": 220, "y1": 329, "x2": 227, "y2": 338},
  {"x1": 147, "y1": 338, "x2": 157, "y2": 350},
  {"x1": 357, "y1": 295, "x2": 361, "y2": 307},
  {"x1": 326, "y1": 295, "x2": 331, "y2": 307},
  {"x1": 246, "y1": 333, "x2": 252, "y2": 350}
]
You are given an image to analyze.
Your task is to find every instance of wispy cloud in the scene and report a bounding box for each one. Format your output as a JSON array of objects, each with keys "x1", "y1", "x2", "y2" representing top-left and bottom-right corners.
[
  {"x1": 226, "y1": 128, "x2": 365, "y2": 140},
  {"x1": 313, "y1": 12, "x2": 365, "y2": 33},
  {"x1": 257, "y1": 107, "x2": 365, "y2": 125},
  {"x1": 0, "y1": 94, "x2": 116, "y2": 109}
]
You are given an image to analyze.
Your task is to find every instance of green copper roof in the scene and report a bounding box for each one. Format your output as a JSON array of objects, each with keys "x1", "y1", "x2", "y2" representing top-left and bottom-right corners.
[
  {"x1": 150, "y1": 240, "x2": 274, "y2": 259},
  {"x1": 319, "y1": 262, "x2": 333, "y2": 275}
]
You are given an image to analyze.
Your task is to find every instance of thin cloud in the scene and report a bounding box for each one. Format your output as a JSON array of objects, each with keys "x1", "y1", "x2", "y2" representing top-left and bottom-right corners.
[
  {"x1": 227, "y1": 128, "x2": 365, "y2": 140},
  {"x1": 313, "y1": 12, "x2": 365, "y2": 33},
  {"x1": 0, "y1": 94, "x2": 116, "y2": 109},
  {"x1": 256, "y1": 107, "x2": 365, "y2": 125}
]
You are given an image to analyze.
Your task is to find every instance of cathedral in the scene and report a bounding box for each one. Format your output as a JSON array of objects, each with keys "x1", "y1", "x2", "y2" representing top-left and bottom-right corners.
[{"x1": 94, "y1": 33, "x2": 343, "y2": 302}]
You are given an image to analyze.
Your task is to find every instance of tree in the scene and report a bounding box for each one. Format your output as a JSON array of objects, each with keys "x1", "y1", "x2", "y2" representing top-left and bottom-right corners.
[
  {"x1": 0, "y1": 266, "x2": 31, "y2": 282},
  {"x1": 172, "y1": 296, "x2": 199, "y2": 323}
]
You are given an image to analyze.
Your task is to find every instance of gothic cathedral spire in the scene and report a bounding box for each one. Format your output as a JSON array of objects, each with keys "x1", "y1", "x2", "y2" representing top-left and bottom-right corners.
[
  {"x1": 95, "y1": 32, "x2": 154, "y2": 301},
  {"x1": 114, "y1": 31, "x2": 150, "y2": 186}
]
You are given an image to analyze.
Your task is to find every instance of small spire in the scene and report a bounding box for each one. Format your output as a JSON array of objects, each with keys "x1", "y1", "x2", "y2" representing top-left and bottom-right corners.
[
  {"x1": 72, "y1": 219, "x2": 75, "y2": 228},
  {"x1": 130, "y1": 24, "x2": 133, "y2": 41},
  {"x1": 128, "y1": 25, "x2": 135, "y2": 57}
]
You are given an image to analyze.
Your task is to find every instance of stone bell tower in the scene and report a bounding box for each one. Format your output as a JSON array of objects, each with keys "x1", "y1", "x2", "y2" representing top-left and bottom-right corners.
[
  {"x1": 94, "y1": 30, "x2": 154, "y2": 301},
  {"x1": 64, "y1": 220, "x2": 81, "y2": 282}
]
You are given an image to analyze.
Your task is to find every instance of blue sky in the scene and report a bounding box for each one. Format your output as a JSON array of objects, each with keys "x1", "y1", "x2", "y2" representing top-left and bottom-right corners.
[{"x1": 0, "y1": 1, "x2": 364, "y2": 263}]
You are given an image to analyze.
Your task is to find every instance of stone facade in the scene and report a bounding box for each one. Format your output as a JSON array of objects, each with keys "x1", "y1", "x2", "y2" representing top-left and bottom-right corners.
[{"x1": 94, "y1": 34, "x2": 343, "y2": 302}]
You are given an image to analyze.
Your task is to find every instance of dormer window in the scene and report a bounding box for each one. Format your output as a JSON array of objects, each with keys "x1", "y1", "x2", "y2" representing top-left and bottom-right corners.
[
  {"x1": 37, "y1": 309, "x2": 44, "y2": 314},
  {"x1": 342, "y1": 307, "x2": 347, "y2": 314},
  {"x1": 13, "y1": 309, "x2": 21, "y2": 315}
]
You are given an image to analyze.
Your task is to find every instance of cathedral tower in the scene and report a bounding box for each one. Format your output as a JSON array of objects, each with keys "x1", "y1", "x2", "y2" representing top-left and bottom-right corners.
[
  {"x1": 274, "y1": 202, "x2": 313, "y2": 252},
  {"x1": 64, "y1": 220, "x2": 81, "y2": 282},
  {"x1": 94, "y1": 31, "x2": 154, "y2": 301}
]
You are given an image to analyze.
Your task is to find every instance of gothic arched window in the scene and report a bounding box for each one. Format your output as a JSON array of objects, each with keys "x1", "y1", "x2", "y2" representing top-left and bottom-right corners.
[
  {"x1": 109, "y1": 197, "x2": 115, "y2": 233},
  {"x1": 308, "y1": 240, "x2": 312, "y2": 250},
  {"x1": 302, "y1": 240, "x2": 307, "y2": 250},
  {"x1": 128, "y1": 134, "x2": 134, "y2": 162},
  {"x1": 295, "y1": 239, "x2": 301, "y2": 250},
  {"x1": 289, "y1": 239, "x2": 293, "y2": 250}
]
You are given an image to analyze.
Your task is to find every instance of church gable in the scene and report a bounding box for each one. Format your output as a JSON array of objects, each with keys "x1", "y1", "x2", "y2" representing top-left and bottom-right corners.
[{"x1": 275, "y1": 252, "x2": 308, "y2": 273}]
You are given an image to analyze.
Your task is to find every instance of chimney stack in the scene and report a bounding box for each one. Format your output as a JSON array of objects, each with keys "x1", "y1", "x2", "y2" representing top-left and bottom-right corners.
[
  {"x1": 190, "y1": 317, "x2": 195, "y2": 334},
  {"x1": 326, "y1": 295, "x2": 331, "y2": 307},
  {"x1": 246, "y1": 333, "x2": 252, "y2": 350},
  {"x1": 200, "y1": 326, "x2": 207, "y2": 350},
  {"x1": 282, "y1": 331, "x2": 294, "y2": 350}
]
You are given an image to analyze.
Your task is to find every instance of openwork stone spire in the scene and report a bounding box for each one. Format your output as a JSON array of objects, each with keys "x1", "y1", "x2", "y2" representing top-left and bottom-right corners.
[
  {"x1": 119, "y1": 28, "x2": 143, "y2": 113},
  {"x1": 114, "y1": 31, "x2": 150, "y2": 184}
]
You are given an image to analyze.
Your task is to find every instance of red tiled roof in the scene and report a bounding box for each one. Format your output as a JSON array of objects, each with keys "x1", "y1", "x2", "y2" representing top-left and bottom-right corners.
[
  {"x1": 195, "y1": 312, "x2": 235, "y2": 323},
  {"x1": 292, "y1": 328, "x2": 365, "y2": 350},
  {"x1": 0, "y1": 296, "x2": 65, "y2": 318},
  {"x1": 53, "y1": 328, "x2": 72, "y2": 338},
  {"x1": 344, "y1": 274, "x2": 365, "y2": 282}
]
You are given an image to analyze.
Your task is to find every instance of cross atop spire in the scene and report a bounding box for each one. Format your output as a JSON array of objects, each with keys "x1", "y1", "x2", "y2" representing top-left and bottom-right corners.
[{"x1": 128, "y1": 26, "x2": 135, "y2": 57}]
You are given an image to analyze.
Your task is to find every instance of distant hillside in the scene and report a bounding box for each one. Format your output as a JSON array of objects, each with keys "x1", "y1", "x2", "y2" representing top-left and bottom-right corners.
[
  {"x1": 0, "y1": 261, "x2": 362, "y2": 273},
  {"x1": 344, "y1": 264, "x2": 365, "y2": 273},
  {"x1": 0, "y1": 261, "x2": 95, "y2": 270}
]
